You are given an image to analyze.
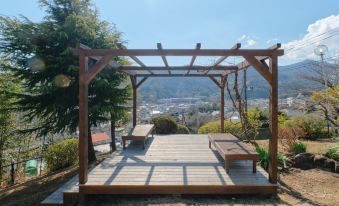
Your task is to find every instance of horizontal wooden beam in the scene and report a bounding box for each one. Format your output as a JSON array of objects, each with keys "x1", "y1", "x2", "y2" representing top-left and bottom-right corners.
[
  {"x1": 73, "y1": 48, "x2": 284, "y2": 57},
  {"x1": 119, "y1": 66, "x2": 238, "y2": 71},
  {"x1": 135, "y1": 74, "x2": 225, "y2": 77}
]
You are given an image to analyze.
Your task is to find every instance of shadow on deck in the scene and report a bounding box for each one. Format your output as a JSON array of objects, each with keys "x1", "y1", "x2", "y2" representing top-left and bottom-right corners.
[{"x1": 42, "y1": 134, "x2": 276, "y2": 205}]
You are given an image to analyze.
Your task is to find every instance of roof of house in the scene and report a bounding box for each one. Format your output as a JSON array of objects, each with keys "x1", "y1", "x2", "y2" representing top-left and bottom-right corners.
[{"x1": 92, "y1": 133, "x2": 111, "y2": 145}]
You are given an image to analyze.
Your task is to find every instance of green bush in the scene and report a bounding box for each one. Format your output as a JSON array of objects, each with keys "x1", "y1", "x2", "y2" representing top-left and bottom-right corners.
[
  {"x1": 288, "y1": 114, "x2": 326, "y2": 139},
  {"x1": 176, "y1": 124, "x2": 190, "y2": 134},
  {"x1": 278, "y1": 153, "x2": 290, "y2": 168},
  {"x1": 152, "y1": 115, "x2": 178, "y2": 134},
  {"x1": 292, "y1": 141, "x2": 307, "y2": 154},
  {"x1": 256, "y1": 146, "x2": 290, "y2": 170},
  {"x1": 198, "y1": 120, "x2": 242, "y2": 136},
  {"x1": 325, "y1": 147, "x2": 339, "y2": 160},
  {"x1": 256, "y1": 146, "x2": 269, "y2": 170},
  {"x1": 44, "y1": 138, "x2": 79, "y2": 172}
]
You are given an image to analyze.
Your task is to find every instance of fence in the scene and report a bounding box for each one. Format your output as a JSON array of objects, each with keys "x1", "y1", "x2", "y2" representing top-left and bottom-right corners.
[{"x1": 0, "y1": 156, "x2": 44, "y2": 187}]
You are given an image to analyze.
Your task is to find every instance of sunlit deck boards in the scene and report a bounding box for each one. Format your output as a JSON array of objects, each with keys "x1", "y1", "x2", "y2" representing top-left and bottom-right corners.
[{"x1": 81, "y1": 135, "x2": 276, "y2": 195}]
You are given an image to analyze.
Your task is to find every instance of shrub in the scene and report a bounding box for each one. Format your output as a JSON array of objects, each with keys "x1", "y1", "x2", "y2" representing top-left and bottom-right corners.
[
  {"x1": 198, "y1": 120, "x2": 242, "y2": 136},
  {"x1": 256, "y1": 146, "x2": 290, "y2": 170},
  {"x1": 176, "y1": 124, "x2": 190, "y2": 134},
  {"x1": 291, "y1": 141, "x2": 307, "y2": 154},
  {"x1": 278, "y1": 153, "x2": 290, "y2": 168},
  {"x1": 44, "y1": 138, "x2": 79, "y2": 172},
  {"x1": 152, "y1": 115, "x2": 178, "y2": 134},
  {"x1": 256, "y1": 146, "x2": 269, "y2": 170},
  {"x1": 278, "y1": 126, "x2": 305, "y2": 152},
  {"x1": 325, "y1": 147, "x2": 339, "y2": 160},
  {"x1": 288, "y1": 114, "x2": 327, "y2": 139}
]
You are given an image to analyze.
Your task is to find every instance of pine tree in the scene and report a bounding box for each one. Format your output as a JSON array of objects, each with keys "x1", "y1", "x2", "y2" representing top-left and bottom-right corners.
[{"x1": 0, "y1": 0, "x2": 131, "y2": 163}]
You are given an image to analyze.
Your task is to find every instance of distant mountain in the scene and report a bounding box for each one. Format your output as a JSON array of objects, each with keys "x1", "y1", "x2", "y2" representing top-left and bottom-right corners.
[{"x1": 138, "y1": 59, "x2": 325, "y2": 103}]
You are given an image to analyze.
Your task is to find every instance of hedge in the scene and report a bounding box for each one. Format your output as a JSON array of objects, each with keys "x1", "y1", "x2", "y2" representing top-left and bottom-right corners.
[{"x1": 44, "y1": 138, "x2": 79, "y2": 172}]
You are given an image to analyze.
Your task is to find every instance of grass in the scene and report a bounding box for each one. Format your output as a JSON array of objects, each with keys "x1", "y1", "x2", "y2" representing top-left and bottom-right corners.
[{"x1": 256, "y1": 138, "x2": 339, "y2": 155}]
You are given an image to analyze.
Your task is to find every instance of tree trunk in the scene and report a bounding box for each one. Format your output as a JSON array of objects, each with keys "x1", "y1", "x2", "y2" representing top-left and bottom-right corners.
[
  {"x1": 110, "y1": 114, "x2": 116, "y2": 152},
  {"x1": 87, "y1": 128, "x2": 96, "y2": 164}
]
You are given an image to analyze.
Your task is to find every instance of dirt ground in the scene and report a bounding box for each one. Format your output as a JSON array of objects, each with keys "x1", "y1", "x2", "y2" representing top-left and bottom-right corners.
[{"x1": 0, "y1": 167, "x2": 338, "y2": 206}]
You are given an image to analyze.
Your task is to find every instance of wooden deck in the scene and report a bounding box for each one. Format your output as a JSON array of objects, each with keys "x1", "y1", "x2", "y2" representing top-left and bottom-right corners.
[
  {"x1": 82, "y1": 134, "x2": 275, "y2": 195},
  {"x1": 42, "y1": 134, "x2": 275, "y2": 205}
]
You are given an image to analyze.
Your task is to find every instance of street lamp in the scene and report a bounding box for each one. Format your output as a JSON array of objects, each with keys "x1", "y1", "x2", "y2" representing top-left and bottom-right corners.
[{"x1": 314, "y1": 44, "x2": 330, "y2": 138}]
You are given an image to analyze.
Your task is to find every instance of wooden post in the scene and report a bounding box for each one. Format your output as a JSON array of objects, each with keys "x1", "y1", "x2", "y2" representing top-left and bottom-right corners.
[
  {"x1": 268, "y1": 56, "x2": 278, "y2": 184},
  {"x1": 220, "y1": 86, "x2": 225, "y2": 133},
  {"x1": 132, "y1": 86, "x2": 137, "y2": 127},
  {"x1": 79, "y1": 55, "x2": 88, "y2": 184},
  {"x1": 220, "y1": 76, "x2": 227, "y2": 133},
  {"x1": 130, "y1": 76, "x2": 137, "y2": 127}
]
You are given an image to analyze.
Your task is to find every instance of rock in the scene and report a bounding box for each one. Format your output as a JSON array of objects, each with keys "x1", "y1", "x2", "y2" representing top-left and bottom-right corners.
[
  {"x1": 314, "y1": 155, "x2": 336, "y2": 172},
  {"x1": 293, "y1": 153, "x2": 315, "y2": 170},
  {"x1": 324, "y1": 159, "x2": 336, "y2": 172},
  {"x1": 314, "y1": 155, "x2": 328, "y2": 167},
  {"x1": 336, "y1": 164, "x2": 339, "y2": 173}
]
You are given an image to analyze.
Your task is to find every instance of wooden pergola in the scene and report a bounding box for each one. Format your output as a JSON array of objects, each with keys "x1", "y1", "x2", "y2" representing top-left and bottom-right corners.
[{"x1": 73, "y1": 43, "x2": 284, "y2": 188}]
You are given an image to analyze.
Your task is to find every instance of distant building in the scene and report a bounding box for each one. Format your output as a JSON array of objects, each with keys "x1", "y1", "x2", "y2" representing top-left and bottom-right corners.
[{"x1": 92, "y1": 133, "x2": 111, "y2": 146}]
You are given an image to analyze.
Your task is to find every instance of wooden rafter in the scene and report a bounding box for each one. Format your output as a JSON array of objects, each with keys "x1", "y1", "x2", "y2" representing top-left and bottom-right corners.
[
  {"x1": 204, "y1": 43, "x2": 241, "y2": 74},
  {"x1": 157, "y1": 43, "x2": 171, "y2": 74},
  {"x1": 117, "y1": 43, "x2": 154, "y2": 75},
  {"x1": 186, "y1": 43, "x2": 201, "y2": 75}
]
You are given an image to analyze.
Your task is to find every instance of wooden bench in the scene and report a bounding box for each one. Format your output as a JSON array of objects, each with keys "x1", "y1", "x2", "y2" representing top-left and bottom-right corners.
[
  {"x1": 208, "y1": 133, "x2": 259, "y2": 174},
  {"x1": 122, "y1": 124, "x2": 154, "y2": 149}
]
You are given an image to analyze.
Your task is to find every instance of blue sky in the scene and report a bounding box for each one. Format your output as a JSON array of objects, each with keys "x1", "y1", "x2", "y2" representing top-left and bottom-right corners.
[{"x1": 1, "y1": 0, "x2": 339, "y2": 65}]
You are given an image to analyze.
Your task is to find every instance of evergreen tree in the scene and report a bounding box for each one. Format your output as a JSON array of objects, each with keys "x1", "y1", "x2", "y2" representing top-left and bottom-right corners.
[{"x1": 0, "y1": 0, "x2": 131, "y2": 163}]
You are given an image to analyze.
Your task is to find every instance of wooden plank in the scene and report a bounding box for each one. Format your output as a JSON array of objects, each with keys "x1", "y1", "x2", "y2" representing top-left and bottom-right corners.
[
  {"x1": 130, "y1": 76, "x2": 137, "y2": 127},
  {"x1": 73, "y1": 48, "x2": 284, "y2": 57},
  {"x1": 232, "y1": 43, "x2": 282, "y2": 73},
  {"x1": 119, "y1": 65, "x2": 238, "y2": 71},
  {"x1": 187, "y1": 43, "x2": 201, "y2": 74},
  {"x1": 268, "y1": 56, "x2": 278, "y2": 184},
  {"x1": 79, "y1": 55, "x2": 88, "y2": 184},
  {"x1": 117, "y1": 43, "x2": 154, "y2": 74},
  {"x1": 204, "y1": 43, "x2": 241, "y2": 74},
  {"x1": 80, "y1": 185, "x2": 276, "y2": 195},
  {"x1": 85, "y1": 55, "x2": 113, "y2": 84},
  {"x1": 157, "y1": 43, "x2": 171, "y2": 74},
  {"x1": 136, "y1": 76, "x2": 149, "y2": 88},
  {"x1": 135, "y1": 74, "x2": 223, "y2": 77},
  {"x1": 243, "y1": 55, "x2": 272, "y2": 84},
  {"x1": 74, "y1": 135, "x2": 274, "y2": 197}
]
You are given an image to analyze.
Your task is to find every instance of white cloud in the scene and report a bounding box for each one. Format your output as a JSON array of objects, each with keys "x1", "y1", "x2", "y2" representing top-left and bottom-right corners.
[
  {"x1": 237, "y1": 35, "x2": 257, "y2": 47},
  {"x1": 266, "y1": 38, "x2": 279, "y2": 44},
  {"x1": 282, "y1": 14, "x2": 339, "y2": 65},
  {"x1": 247, "y1": 39, "x2": 257, "y2": 46}
]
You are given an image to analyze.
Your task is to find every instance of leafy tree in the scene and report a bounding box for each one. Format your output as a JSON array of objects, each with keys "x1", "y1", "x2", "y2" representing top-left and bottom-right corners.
[
  {"x1": 0, "y1": 0, "x2": 130, "y2": 163},
  {"x1": 311, "y1": 87, "x2": 339, "y2": 127},
  {"x1": 0, "y1": 58, "x2": 21, "y2": 182}
]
